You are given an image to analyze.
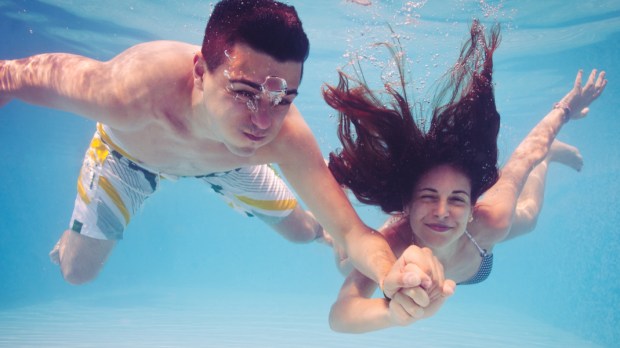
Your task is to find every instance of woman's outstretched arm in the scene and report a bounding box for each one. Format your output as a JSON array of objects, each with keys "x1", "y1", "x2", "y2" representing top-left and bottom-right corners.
[{"x1": 470, "y1": 69, "x2": 607, "y2": 244}]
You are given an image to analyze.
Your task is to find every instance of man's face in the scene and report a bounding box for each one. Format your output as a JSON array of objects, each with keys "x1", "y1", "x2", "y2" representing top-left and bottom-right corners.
[{"x1": 200, "y1": 43, "x2": 302, "y2": 157}]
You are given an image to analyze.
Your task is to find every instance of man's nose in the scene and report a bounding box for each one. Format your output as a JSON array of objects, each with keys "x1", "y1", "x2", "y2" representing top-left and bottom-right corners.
[{"x1": 250, "y1": 100, "x2": 272, "y2": 130}]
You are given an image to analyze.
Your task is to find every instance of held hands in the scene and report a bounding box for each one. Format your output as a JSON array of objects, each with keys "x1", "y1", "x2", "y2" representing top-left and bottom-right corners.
[
  {"x1": 559, "y1": 69, "x2": 607, "y2": 121},
  {"x1": 382, "y1": 245, "x2": 456, "y2": 326}
]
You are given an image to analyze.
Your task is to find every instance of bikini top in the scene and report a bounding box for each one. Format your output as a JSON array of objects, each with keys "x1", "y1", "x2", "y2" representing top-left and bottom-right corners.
[{"x1": 457, "y1": 230, "x2": 494, "y2": 285}]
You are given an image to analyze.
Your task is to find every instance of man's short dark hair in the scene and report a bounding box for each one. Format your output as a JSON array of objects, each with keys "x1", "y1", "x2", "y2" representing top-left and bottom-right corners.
[{"x1": 202, "y1": 0, "x2": 310, "y2": 73}]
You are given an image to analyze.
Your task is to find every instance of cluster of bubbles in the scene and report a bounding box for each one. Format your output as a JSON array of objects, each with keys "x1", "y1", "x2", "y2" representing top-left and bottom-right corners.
[{"x1": 338, "y1": 0, "x2": 512, "y2": 118}]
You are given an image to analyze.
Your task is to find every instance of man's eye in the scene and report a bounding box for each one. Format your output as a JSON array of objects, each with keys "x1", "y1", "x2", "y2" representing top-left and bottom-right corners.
[
  {"x1": 278, "y1": 99, "x2": 292, "y2": 106},
  {"x1": 231, "y1": 90, "x2": 258, "y2": 102}
]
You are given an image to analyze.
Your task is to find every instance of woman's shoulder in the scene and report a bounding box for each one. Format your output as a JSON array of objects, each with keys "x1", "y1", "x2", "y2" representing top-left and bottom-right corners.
[{"x1": 380, "y1": 213, "x2": 411, "y2": 255}]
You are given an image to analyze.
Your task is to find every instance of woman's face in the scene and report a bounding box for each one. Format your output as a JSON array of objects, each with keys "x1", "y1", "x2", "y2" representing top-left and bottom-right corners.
[{"x1": 406, "y1": 164, "x2": 473, "y2": 250}]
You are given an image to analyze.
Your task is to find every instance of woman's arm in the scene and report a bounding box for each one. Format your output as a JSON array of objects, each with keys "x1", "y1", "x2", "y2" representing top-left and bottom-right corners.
[
  {"x1": 470, "y1": 69, "x2": 607, "y2": 244},
  {"x1": 329, "y1": 270, "x2": 393, "y2": 333},
  {"x1": 329, "y1": 243, "x2": 455, "y2": 333}
]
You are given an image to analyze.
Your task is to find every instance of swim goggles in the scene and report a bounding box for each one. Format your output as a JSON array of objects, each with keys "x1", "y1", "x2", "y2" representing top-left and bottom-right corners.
[{"x1": 224, "y1": 69, "x2": 289, "y2": 112}]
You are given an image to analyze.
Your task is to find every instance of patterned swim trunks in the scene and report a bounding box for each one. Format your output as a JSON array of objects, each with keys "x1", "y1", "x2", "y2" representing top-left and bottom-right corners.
[{"x1": 68, "y1": 124, "x2": 298, "y2": 240}]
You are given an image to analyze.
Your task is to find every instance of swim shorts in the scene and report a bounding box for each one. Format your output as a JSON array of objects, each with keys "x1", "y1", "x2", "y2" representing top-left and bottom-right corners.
[{"x1": 68, "y1": 124, "x2": 298, "y2": 240}]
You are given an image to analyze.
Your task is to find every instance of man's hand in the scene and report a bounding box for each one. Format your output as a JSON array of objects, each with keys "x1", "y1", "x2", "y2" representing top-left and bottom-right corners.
[
  {"x1": 382, "y1": 246, "x2": 456, "y2": 326},
  {"x1": 382, "y1": 245, "x2": 454, "y2": 306}
]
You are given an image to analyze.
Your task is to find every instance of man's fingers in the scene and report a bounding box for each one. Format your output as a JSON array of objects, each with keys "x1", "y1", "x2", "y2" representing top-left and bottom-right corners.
[
  {"x1": 402, "y1": 262, "x2": 431, "y2": 288},
  {"x1": 404, "y1": 247, "x2": 444, "y2": 294},
  {"x1": 383, "y1": 261, "x2": 427, "y2": 297},
  {"x1": 400, "y1": 246, "x2": 434, "y2": 286}
]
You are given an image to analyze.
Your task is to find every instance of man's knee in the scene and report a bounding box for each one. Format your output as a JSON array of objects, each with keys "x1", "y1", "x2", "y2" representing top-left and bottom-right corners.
[
  {"x1": 60, "y1": 260, "x2": 102, "y2": 285},
  {"x1": 55, "y1": 230, "x2": 115, "y2": 285}
]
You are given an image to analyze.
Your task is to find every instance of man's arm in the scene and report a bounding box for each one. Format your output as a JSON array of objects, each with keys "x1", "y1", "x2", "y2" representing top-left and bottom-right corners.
[
  {"x1": 0, "y1": 41, "x2": 195, "y2": 129},
  {"x1": 329, "y1": 245, "x2": 455, "y2": 333},
  {"x1": 0, "y1": 53, "x2": 130, "y2": 124},
  {"x1": 276, "y1": 109, "x2": 392, "y2": 283},
  {"x1": 275, "y1": 106, "x2": 438, "y2": 296}
]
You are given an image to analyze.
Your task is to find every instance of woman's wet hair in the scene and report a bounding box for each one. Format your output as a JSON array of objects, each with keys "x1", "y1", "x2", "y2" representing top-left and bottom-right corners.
[
  {"x1": 202, "y1": 0, "x2": 310, "y2": 73},
  {"x1": 325, "y1": 20, "x2": 501, "y2": 213}
]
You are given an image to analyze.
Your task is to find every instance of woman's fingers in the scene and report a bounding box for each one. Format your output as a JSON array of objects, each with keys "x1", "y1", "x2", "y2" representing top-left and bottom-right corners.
[
  {"x1": 400, "y1": 286, "x2": 430, "y2": 308},
  {"x1": 392, "y1": 290, "x2": 426, "y2": 319},
  {"x1": 574, "y1": 69, "x2": 583, "y2": 89}
]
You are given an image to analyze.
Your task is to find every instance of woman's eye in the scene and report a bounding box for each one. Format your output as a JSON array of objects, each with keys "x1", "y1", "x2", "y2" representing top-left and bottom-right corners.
[{"x1": 450, "y1": 197, "x2": 467, "y2": 204}]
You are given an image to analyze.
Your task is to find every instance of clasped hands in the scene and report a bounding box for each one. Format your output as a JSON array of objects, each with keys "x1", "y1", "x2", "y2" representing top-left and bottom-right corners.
[{"x1": 381, "y1": 245, "x2": 456, "y2": 326}]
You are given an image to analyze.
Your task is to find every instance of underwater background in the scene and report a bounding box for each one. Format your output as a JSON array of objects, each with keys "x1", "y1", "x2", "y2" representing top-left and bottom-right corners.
[{"x1": 1, "y1": 0, "x2": 619, "y2": 347}]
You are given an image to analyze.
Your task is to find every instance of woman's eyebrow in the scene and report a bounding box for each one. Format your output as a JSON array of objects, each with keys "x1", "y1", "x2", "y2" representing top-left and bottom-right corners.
[{"x1": 452, "y1": 190, "x2": 470, "y2": 197}]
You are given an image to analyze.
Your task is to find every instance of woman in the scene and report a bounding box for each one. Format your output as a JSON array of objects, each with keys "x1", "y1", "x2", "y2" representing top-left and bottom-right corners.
[{"x1": 322, "y1": 21, "x2": 607, "y2": 332}]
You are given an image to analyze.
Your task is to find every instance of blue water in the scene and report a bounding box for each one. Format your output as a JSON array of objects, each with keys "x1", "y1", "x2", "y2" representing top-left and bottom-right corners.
[{"x1": 1, "y1": 1, "x2": 619, "y2": 347}]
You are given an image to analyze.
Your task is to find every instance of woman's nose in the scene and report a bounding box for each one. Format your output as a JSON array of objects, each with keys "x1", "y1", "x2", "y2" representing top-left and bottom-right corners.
[{"x1": 433, "y1": 200, "x2": 449, "y2": 219}]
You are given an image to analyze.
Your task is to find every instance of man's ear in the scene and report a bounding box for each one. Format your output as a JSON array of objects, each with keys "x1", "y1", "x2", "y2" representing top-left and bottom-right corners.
[{"x1": 193, "y1": 53, "x2": 207, "y2": 90}]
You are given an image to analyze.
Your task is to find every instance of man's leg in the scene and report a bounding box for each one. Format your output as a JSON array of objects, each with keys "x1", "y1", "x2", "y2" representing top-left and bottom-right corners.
[
  {"x1": 201, "y1": 165, "x2": 323, "y2": 243},
  {"x1": 53, "y1": 127, "x2": 159, "y2": 284},
  {"x1": 262, "y1": 205, "x2": 322, "y2": 243},
  {"x1": 50, "y1": 229, "x2": 116, "y2": 285}
]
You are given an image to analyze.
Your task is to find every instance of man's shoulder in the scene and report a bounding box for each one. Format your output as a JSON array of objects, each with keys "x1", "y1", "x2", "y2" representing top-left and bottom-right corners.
[
  {"x1": 273, "y1": 107, "x2": 316, "y2": 147},
  {"x1": 115, "y1": 41, "x2": 197, "y2": 84},
  {"x1": 283, "y1": 104, "x2": 313, "y2": 132},
  {"x1": 122, "y1": 41, "x2": 198, "y2": 64},
  {"x1": 131, "y1": 40, "x2": 199, "y2": 52},
  {"x1": 257, "y1": 110, "x2": 322, "y2": 168}
]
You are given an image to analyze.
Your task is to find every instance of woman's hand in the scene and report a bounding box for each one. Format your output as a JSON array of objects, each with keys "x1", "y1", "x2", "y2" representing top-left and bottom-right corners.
[
  {"x1": 386, "y1": 261, "x2": 456, "y2": 326},
  {"x1": 383, "y1": 245, "x2": 455, "y2": 324},
  {"x1": 560, "y1": 69, "x2": 607, "y2": 121}
]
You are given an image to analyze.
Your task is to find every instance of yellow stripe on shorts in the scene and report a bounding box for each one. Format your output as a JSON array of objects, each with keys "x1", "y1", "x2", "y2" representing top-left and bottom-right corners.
[
  {"x1": 97, "y1": 123, "x2": 139, "y2": 163},
  {"x1": 77, "y1": 175, "x2": 91, "y2": 205},
  {"x1": 99, "y1": 176, "x2": 131, "y2": 224},
  {"x1": 89, "y1": 137, "x2": 109, "y2": 164},
  {"x1": 234, "y1": 195, "x2": 297, "y2": 212}
]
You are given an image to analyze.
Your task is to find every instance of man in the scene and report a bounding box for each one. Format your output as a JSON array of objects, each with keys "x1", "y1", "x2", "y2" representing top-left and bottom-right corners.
[{"x1": 0, "y1": 0, "x2": 448, "y2": 316}]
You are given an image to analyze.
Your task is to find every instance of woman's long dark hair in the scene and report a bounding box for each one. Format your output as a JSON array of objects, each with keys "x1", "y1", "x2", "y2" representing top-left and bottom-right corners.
[{"x1": 325, "y1": 20, "x2": 501, "y2": 213}]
